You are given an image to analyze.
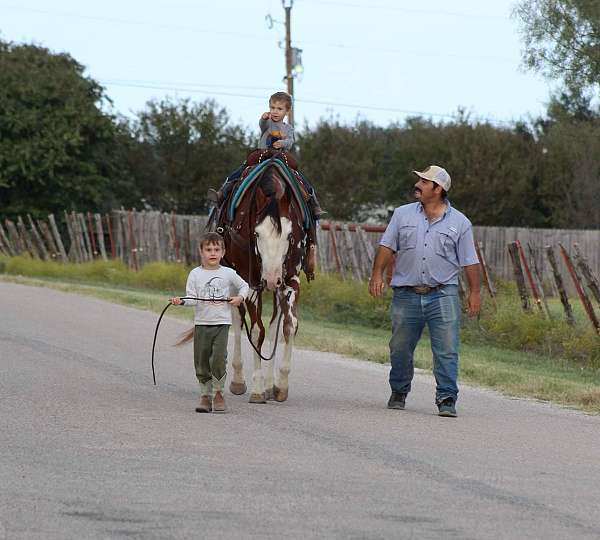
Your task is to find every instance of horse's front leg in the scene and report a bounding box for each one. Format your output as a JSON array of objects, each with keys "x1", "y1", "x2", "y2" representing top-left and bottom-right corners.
[
  {"x1": 229, "y1": 305, "x2": 247, "y2": 395},
  {"x1": 264, "y1": 292, "x2": 279, "y2": 400},
  {"x1": 274, "y1": 278, "x2": 299, "y2": 402},
  {"x1": 247, "y1": 294, "x2": 267, "y2": 404}
]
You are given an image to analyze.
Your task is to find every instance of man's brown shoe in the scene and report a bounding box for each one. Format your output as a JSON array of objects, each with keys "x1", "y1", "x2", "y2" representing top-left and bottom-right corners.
[
  {"x1": 212, "y1": 391, "x2": 226, "y2": 413},
  {"x1": 195, "y1": 395, "x2": 212, "y2": 413}
]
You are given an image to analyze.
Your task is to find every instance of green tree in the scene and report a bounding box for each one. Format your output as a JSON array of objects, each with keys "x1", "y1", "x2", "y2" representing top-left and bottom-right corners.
[
  {"x1": 376, "y1": 116, "x2": 545, "y2": 227},
  {"x1": 126, "y1": 98, "x2": 251, "y2": 214},
  {"x1": 534, "y1": 95, "x2": 600, "y2": 228},
  {"x1": 0, "y1": 40, "x2": 131, "y2": 218},
  {"x1": 297, "y1": 118, "x2": 387, "y2": 220},
  {"x1": 514, "y1": 0, "x2": 600, "y2": 93}
]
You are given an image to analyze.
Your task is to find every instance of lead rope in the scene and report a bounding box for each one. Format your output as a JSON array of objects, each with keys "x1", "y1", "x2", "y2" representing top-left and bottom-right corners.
[
  {"x1": 151, "y1": 291, "x2": 292, "y2": 385},
  {"x1": 151, "y1": 296, "x2": 230, "y2": 385}
]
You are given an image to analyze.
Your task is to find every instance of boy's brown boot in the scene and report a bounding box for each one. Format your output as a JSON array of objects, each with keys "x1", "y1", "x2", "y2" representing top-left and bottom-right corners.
[
  {"x1": 195, "y1": 395, "x2": 212, "y2": 413},
  {"x1": 213, "y1": 391, "x2": 226, "y2": 413},
  {"x1": 304, "y1": 244, "x2": 316, "y2": 281}
]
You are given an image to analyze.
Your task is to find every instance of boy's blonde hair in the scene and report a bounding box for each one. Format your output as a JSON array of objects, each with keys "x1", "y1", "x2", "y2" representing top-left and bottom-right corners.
[
  {"x1": 199, "y1": 232, "x2": 225, "y2": 250},
  {"x1": 270, "y1": 91, "x2": 292, "y2": 111}
]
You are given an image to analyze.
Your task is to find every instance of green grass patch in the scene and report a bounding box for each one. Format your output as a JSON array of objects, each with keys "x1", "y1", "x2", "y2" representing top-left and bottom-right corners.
[{"x1": 2, "y1": 255, "x2": 600, "y2": 413}]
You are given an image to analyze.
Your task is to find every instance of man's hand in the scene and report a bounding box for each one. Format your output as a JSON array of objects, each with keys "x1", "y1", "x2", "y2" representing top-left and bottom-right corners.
[
  {"x1": 170, "y1": 297, "x2": 183, "y2": 305},
  {"x1": 368, "y1": 275, "x2": 386, "y2": 297},
  {"x1": 272, "y1": 140, "x2": 283, "y2": 149},
  {"x1": 369, "y1": 246, "x2": 394, "y2": 298},
  {"x1": 261, "y1": 112, "x2": 270, "y2": 120},
  {"x1": 467, "y1": 290, "x2": 481, "y2": 317},
  {"x1": 228, "y1": 295, "x2": 244, "y2": 307},
  {"x1": 463, "y1": 263, "x2": 482, "y2": 317}
]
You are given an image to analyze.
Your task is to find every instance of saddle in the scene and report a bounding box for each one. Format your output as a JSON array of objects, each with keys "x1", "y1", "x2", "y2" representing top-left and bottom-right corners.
[
  {"x1": 211, "y1": 152, "x2": 311, "y2": 230},
  {"x1": 207, "y1": 151, "x2": 317, "y2": 281}
]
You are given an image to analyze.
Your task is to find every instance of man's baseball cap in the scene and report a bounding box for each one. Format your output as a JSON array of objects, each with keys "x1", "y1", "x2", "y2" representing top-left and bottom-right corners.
[{"x1": 413, "y1": 165, "x2": 451, "y2": 192}]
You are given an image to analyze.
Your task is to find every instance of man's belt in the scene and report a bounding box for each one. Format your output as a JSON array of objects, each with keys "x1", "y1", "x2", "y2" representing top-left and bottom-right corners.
[{"x1": 400, "y1": 285, "x2": 445, "y2": 294}]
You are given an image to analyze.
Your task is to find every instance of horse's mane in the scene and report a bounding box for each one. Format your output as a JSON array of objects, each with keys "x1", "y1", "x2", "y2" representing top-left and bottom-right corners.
[{"x1": 257, "y1": 167, "x2": 285, "y2": 234}]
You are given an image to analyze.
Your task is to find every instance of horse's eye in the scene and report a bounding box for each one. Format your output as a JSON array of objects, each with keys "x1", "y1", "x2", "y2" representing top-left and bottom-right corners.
[{"x1": 254, "y1": 232, "x2": 259, "y2": 238}]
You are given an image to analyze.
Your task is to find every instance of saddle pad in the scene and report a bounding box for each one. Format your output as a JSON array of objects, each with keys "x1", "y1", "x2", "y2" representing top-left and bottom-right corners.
[{"x1": 227, "y1": 157, "x2": 312, "y2": 230}]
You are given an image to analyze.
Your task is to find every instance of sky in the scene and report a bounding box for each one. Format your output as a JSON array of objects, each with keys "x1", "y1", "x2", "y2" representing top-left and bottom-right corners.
[{"x1": 1, "y1": 0, "x2": 558, "y2": 131}]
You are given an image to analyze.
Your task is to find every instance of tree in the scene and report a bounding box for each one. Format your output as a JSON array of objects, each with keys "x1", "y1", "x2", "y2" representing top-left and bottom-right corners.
[
  {"x1": 0, "y1": 40, "x2": 131, "y2": 218},
  {"x1": 297, "y1": 118, "x2": 387, "y2": 220},
  {"x1": 126, "y1": 98, "x2": 251, "y2": 214},
  {"x1": 533, "y1": 94, "x2": 600, "y2": 228},
  {"x1": 514, "y1": 0, "x2": 600, "y2": 93}
]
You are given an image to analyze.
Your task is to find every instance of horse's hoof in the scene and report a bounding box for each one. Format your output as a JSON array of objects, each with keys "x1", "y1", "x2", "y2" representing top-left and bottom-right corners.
[
  {"x1": 264, "y1": 387, "x2": 275, "y2": 400},
  {"x1": 274, "y1": 385, "x2": 288, "y2": 402},
  {"x1": 249, "y1": 393, "x2": 267, "y2": 404},
  {"x1": 229, "y1": 381, "x2": 247, "y2": 395}
]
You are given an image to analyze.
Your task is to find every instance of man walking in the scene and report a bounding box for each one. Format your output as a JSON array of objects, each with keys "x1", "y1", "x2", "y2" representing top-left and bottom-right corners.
[{"x1": 368, "y1": 165, "x2": 481, "y2": 417}]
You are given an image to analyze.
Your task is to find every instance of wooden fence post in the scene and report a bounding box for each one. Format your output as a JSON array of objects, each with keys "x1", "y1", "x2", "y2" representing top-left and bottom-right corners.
[
  {"x1": 37, "y1": 219, "x2": 58, "y2": 260},
  {"x1": 546, "y1": 246, "x2": 574, "y2": 325},
  {"x1": 573, "y1": 243, "x2": 600, "y2": 307},
  {"x1": 328, "y1": 223, "x2": 343, "y2": 277},
  {"x1": 342, "y1": 223, "x2": 362, "y2": 280},
  {"x1": 105, "y1": 214, "x2": 115, "y2": 259},
  {"x1": 0, "y1": 221, "x2": 15, "y2": 256},
  {"x1": 508, "y1": 242, "x2": 530, "y2": 312},
  {"x1": 128, "y1": 210, "x2": 139, "y2": 271},
  {"x1": 27, "y1": 214, "x2": 49, "y2": 261},
  {"x1": 48, "y1": 214, "x2": 68, "y2": 262},
  {"x1": 516, "y1": 240, "x2": 544, "y2": 316},
  {"x1": 527, "y1": 243, "x2": 552, "y2": 319},
  {"x1": 5, "y1": 220, "x2": 24, "y2": 255},
  {"x1": 475, "y1": 241, "x2": 496, "y2": 305},
  {"x1": 94, "y1": 214, "x2": 107, "y2": 260},
  {"x1": 77, "y1": 212, "x2": 92, "y2": 261},
  {"x1": 356, "y1": 225, "x2": 375, "y2": 275},
  {"x1": 87, "y1": 212, "x2": 98, "y2": 258},
  {"x1": 559, "y1": 243, "x2": 600, "y2": 336},
  {"x1": 17, "y1": 216, "x2": 39, "y2": 258}
]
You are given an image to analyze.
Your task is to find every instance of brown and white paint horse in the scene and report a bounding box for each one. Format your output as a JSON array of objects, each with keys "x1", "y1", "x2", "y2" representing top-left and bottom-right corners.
[{"x1": 218, "y1": 159, "x2": 310, "y2": 403}]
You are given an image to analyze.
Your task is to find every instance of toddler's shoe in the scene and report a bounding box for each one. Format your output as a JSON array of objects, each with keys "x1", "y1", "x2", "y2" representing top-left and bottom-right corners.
[{"x1": 195, "y1": 395, "x2": 212, "y2": 413}]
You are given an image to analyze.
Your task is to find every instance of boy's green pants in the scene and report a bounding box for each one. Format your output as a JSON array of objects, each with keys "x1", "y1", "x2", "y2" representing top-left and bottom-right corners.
[{"x1": 193, "y1": 324, "x2": 230, "y2": 397}]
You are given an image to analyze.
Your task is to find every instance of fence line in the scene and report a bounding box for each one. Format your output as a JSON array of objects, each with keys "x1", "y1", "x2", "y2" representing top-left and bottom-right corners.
[{"x1": 2, "y1": 211, "x2": 599, "y2": 296}]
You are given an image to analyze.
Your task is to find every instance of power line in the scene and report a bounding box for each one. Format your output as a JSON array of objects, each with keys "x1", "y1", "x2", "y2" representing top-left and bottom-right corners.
[
  {"x1": 2, "y1": 3, "x2": 515, "y2": 64},
  {"x1": 100, "y1": 79, "x2": 515, "y2": 125},
  {"x1": 1, "y1": 4, "x2": 273, "y2": 42},
  {"x1": 300, "y1": 0, "x2": 508, "y2": 20}
]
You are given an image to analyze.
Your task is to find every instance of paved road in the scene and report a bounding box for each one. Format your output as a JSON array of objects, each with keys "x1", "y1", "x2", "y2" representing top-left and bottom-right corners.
[{"x1": 1, "y1": 281, "x2": 599, "y2": 540}]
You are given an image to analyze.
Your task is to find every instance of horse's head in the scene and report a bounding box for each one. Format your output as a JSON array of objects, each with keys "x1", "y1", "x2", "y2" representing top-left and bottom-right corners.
[
  {"x1": 224, "y1": 161, "x2": 306, "y2": 292},
  {"x1": 254, "y1": 167, "x2": 299, "y2": 291}
]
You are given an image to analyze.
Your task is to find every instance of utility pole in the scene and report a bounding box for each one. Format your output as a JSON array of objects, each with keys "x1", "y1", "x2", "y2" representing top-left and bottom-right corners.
[{"x1": 283, "y1": 0, "x2": 294, "y2": 126}]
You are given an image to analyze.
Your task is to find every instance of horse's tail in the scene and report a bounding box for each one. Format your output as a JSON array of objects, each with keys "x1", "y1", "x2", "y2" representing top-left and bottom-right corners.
[{"x1": 174, "y1": 327, "x2": 194, "y2": 347}]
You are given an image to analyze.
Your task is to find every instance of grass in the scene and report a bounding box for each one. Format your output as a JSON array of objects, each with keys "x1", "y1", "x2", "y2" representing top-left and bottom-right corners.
[{"x1": 2, "y1": 255, "x2": 600, "y2": 413}]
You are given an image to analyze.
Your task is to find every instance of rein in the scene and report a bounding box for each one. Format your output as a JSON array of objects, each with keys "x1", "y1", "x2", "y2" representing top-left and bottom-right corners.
[
  {"x1": 151, "y1": 296, "x2": 231, "y2": 386},
  {"x1": 151, "y1": 290, "x2": 292, "y2": 385},
  {"x1": 238, "y1": 289, "x2": 292, "y2": 362}
]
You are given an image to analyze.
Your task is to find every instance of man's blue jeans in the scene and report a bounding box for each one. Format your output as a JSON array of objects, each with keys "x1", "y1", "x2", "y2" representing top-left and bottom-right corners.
[{"x1": 389, "y1": 285, "x2": 460, "y2": 403}]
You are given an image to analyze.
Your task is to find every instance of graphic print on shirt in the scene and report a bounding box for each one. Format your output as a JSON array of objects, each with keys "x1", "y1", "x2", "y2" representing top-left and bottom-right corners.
[
  {"x1": 267, "y1": 129, "x2": 284, "y2": 148},
  {"x1": 202, "y1": 276, "x2": 228, "y2": 300}
]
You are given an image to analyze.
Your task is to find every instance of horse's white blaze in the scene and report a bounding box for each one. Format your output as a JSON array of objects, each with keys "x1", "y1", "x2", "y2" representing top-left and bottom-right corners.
[{"x1": 255, "y1": 216, "x2": 292, "y2": 290}]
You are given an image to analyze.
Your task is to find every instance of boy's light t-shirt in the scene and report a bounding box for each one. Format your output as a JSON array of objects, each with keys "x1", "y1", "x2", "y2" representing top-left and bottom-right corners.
[
  {"x1": 258, "y1": 117, "x2": 294, "y2": 150},
  {"x1": 183, "y1": 265, "x2": 250, "y2": 325}
]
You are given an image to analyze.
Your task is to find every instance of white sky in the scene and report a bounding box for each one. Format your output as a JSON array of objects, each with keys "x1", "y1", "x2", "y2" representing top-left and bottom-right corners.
[{"x1": 1, "y1": 0, "x2": 557, "y2": 130}]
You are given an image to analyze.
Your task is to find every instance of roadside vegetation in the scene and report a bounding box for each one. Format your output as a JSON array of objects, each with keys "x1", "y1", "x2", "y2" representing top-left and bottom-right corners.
[{"x1": 2, "y1": 255, "x2": 599, "y2": 413}]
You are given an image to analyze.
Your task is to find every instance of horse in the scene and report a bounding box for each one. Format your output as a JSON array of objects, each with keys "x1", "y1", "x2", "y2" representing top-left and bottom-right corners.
[{"x1": 214, "y1": 154, "x2": 313, "y2": 403}]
